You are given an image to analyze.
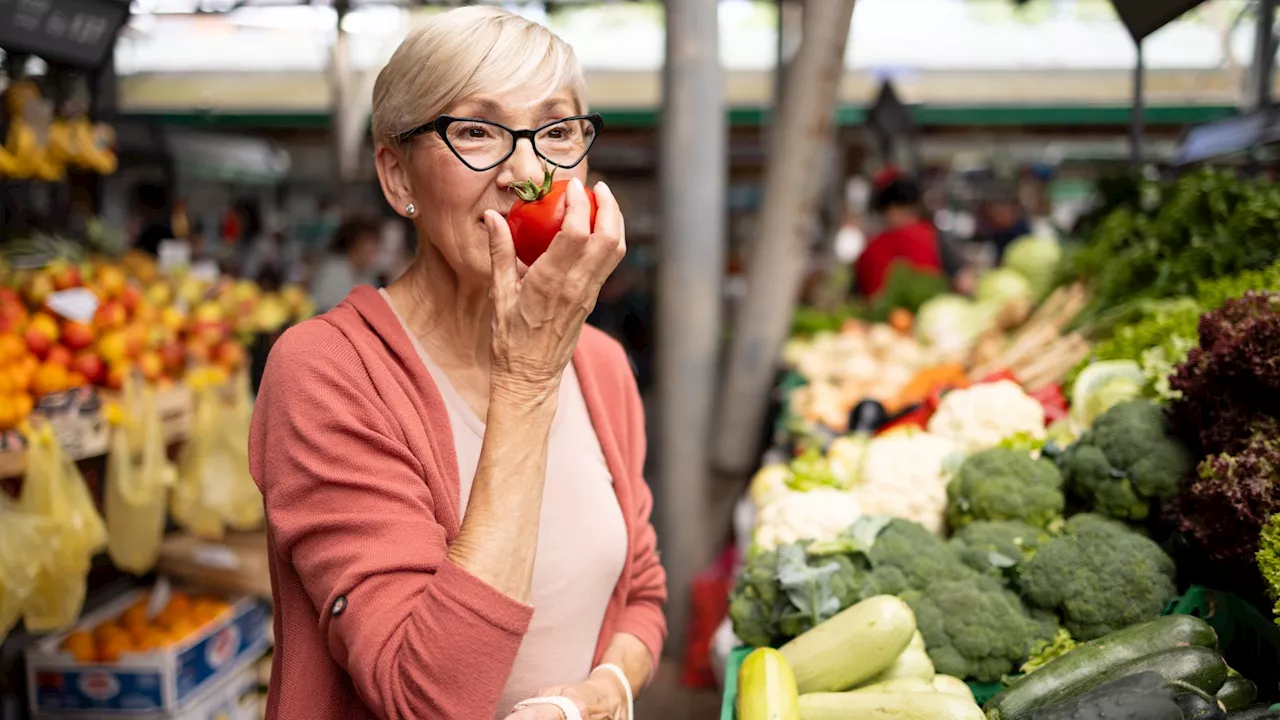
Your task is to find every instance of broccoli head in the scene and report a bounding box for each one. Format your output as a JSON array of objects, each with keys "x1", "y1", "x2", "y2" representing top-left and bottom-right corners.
[
  {"x1": 1018, "y1": 513, "x2": 1176, "y2": 641},
  {"x1": 946, "y1": 448, "x2": 1066, "y2": 530},
  {"x1": 949, "y1": 520, "x2": 1051, "y2": 578},
  {"x1": 728, "y1": 547, "x2": 784, "y2": 647},
  {"x1": 1061, "y1": 399, "x2": 1195, "y2": 521},
  {"x1": 865, "y1": 518, "x2": 975, "y2": 592},
  {"x1": 903, "y1": 573, "x2": 1059, "y2": 683}
]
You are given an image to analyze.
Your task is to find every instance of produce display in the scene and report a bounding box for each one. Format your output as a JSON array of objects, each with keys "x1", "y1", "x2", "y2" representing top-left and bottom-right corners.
[
  {"x1": 0, "y1": 242, "x2": 314, "y2": 436},
  {"x1": 58, "y1": 589, "x2": 231, "y2": 662},
  {"x1": 725, "y1": 167, "x2": 1280, "y2": 720}
]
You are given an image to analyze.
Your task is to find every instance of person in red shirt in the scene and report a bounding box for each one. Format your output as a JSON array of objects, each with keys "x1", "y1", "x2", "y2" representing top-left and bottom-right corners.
[{"x1": 855, "y1": 169, "x2": 943, "y2": 297}]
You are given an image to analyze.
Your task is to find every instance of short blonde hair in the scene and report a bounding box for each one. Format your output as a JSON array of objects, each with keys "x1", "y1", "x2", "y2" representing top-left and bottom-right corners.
[{"x1": 372, "y1": 6, "x2": 588, "y2": 149}]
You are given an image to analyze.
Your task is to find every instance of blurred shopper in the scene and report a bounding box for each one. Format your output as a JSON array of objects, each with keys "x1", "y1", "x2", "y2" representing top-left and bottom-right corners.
[
  {"x1": 249, "y1": 7, "x2": 665, "y2": 720},
  {"x1": 979, "y1": 195, "x2": 1031, "y2": 263},
  {"x1": 854, "y1": 169, "x2": 943, "y2": 297},
  {"x1": 309, "y1": 215, "x2": 383, "y2": 312},
  {"x1": 130, "y1": 183, "x2": 174, "y2": 256}
]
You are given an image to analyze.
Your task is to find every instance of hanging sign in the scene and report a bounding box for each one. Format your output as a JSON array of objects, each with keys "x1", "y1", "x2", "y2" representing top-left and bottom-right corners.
[{"x1": 0, "y1": 0, "x2": 129, "y2": 69}]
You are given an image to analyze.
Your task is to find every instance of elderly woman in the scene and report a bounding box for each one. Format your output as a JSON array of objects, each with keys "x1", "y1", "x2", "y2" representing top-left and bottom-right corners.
[{"x1": 248, "y1": 7, "x2": 667, "y2": 720}]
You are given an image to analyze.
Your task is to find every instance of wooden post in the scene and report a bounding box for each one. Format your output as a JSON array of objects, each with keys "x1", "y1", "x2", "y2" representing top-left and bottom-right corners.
[
  {"x1": 712, "y1": 0, "x2": 857, "y2": 476},
  {"x1": 656, "y1": 0, "x2": 726, "y2": 653}
]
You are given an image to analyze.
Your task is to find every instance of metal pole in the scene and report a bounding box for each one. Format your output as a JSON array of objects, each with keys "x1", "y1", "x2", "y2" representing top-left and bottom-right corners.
[
  {"x1": 330, "y1": 0, "x2": 352, "y2": 204},
  {"x1": 657, "y1": 0, "x2": 726, "y2": 655},
  {"x1": 1256, "y1": 0, "x2": 1276, "y2": 110},
  {"x1": 1131, "y1": 40, "x2": 1144, "y2": 167},
  {"x1": 714, "y1": 0, "x2": 858, "y2": 475}
]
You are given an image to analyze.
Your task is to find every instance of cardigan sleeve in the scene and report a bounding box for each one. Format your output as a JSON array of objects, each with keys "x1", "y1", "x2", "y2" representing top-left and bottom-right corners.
[
  {"x1": 612, "y1": 344, "x2": 669, "y2": 672},
  {"x1": 249, "y1": 321, "x2": 533, "y2": 720}
]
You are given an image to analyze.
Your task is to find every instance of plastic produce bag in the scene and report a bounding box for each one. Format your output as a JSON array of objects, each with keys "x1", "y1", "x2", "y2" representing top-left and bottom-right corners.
[
  {"x1": 17, "y1": 423, "x2": 108, "y2": 631},
  {"x1": 105, "y1": 378, "x2": 176, "y2": 575},
  {"x1": 0, "y1": 498, "x2": 55, "y2": 642},
  {"x1": 172, "y1": 370, "x2": 263, "y2": 539}
]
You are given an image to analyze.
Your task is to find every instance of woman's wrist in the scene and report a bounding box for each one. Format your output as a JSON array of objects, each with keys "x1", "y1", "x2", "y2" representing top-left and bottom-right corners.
[{"x1": 590, "y1": 664, "x2": 633, "y2": 720}]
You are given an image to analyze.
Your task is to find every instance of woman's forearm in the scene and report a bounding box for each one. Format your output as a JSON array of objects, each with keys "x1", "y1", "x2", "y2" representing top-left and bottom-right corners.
[
  {"x1": 447, "y1": 392, "x2": 558, "y2": 604},
  {"x1": 596, "y1": 632, "x2": 654, "y2": 697}
]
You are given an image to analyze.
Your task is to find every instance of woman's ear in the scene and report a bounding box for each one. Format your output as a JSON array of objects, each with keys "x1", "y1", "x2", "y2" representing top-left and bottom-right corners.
[{"x1": 374, "y1": 145, "x2": 416, "y2": 218}]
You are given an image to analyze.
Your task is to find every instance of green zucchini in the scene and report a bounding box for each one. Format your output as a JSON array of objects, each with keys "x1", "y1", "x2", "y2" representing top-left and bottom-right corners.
[
  {"x1": 985, "y1": 615, "x2": 1218, "y2": 720},
  {"x1": 1217, "y1": 677, "x2": 1259, "y2": 711},
  {"x1": 799, "y1": 690, "x2": 984, "y2": 720},
  {"x1": 779, "y1": 595, "x2": 916, "y2": 694},
  {"x1": 1227, "y1": 703, "x2": 1280, "y2": 720},
  {"x1": 1177, "y1": 692, "x2": 1228, "y2": 720}
]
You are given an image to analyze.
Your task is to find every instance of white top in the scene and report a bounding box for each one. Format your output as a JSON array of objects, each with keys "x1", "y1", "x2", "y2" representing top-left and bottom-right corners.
[{"x1": 379, "y1": 289, "x2": 628, "y2": 719}]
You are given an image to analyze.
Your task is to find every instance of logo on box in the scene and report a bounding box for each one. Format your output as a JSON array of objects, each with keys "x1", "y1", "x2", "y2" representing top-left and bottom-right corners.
[
  {"x1": 78, "y1": 671, "x2": 121, "y2": 701},
  {"x1": 206, "y1": 624, "x2": 241, "y2": 669}
]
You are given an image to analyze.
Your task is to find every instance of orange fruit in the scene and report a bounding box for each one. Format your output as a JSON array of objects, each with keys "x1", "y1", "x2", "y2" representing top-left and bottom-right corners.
[
  {"x1": 0, "y1": 369, "x2": 10, "y2": 395},
  {"x1": 167, "y1": 618, "x2": 199, "y2": 641},
  {"x1": 120, "y1": 604, "x2": 149, "y2": 632},
  {"x1": 62, "y1": 631, "x2": 97, "y2": 662},
  {"x1": 132, "y1": 628, "x2": 168, "y2": 652},
  {"x1": 0, "y1": 334, "x2": 23, "y2": 363},
  {"x1": 13, "y1": 392, "x2": 33, "y2": 420},
  {"x1": 166, "y1": 592, "x2": 192, "y2": 617},
  {"x1": 0, "y1": 395, "x2": 17, "y2": 431},
  {"x1": 96, "y1": 634, "x2": 132, "y2": 663},
  {"x1": 30, "y1": 362, "x2": 69, "y2": 397},
  {"x1": 93, "y1": 622, "x2": 129, "y2": 643}
]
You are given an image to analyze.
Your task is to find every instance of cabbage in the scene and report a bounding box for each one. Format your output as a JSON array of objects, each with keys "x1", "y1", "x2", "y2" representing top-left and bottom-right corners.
[
  {"x1": 915, "y1": 294, "x2": 996, "y2": 356},
  {"x1": 976, "y1": 267, "x2": 1034, "y2": 307},
  {"x1": 1003, "y1": 235, "x2": 1063, "y2": 299}
]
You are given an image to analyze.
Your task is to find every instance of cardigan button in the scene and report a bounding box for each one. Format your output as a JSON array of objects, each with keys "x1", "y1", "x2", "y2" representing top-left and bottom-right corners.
[{"x1": 332, "y1": 595, "x2": 348, "y2": 617}]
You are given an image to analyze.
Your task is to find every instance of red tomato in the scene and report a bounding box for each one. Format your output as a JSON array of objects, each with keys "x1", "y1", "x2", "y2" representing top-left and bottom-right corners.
[{"x1": 506, "y1": 167, "x2": 598, "y2": 266}]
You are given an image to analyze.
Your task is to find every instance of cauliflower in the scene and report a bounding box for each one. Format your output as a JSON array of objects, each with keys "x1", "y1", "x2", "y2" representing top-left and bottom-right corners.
[
  {"x1": 946, "y1": 447, "x2": 1066, "y2": 530},
  {"x1": 754, "y1": 489, "x2": 862, "y2": 551},
  {"x1": 1018, "y1": 513, "x2": 1177, "y2": 641},
  {"x1": 1060, "y1": 399, "x2": 1195, "y2": 521},
  {"x1": 927, "y1": 380, "x2": 1047, "y2": 452},
  {"x1": 854, "y1": 428, "x2": 964, "y2": 533}
]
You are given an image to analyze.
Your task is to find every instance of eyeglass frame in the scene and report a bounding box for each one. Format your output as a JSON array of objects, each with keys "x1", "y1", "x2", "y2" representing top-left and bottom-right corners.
[{"x1": 396, "y1": 113, "x2": 605, "y2": 172}]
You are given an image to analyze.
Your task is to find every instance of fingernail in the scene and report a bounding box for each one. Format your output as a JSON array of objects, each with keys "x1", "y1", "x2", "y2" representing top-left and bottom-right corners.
[
  {"x1": 483, "y1": 212, "x2": 494, "y2": 231},
  {"x1": 570, "y1": 177, "x2": 585, "y2": 194},
  {"x1": 595, "y1": 181, "x2": 611, "y2": 195}
]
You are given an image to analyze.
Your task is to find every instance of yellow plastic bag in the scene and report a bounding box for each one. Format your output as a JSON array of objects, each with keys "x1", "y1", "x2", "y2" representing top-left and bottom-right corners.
[
  {"x1": 0, "y1": 498, "x2": 55, "y2": 642},
  {"x1": 17, "y1": 423, "x2": 108, "y2": 631},
  {"x1": 105, "y1": 380, "x2": 176, "y2": 575},
  {"x1": 173, "y1": 371, "x2": 262, "y2": 538}
]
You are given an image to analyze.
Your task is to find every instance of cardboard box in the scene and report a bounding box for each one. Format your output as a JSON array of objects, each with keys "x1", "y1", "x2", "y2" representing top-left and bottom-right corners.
[
  {"x1": 26, "y1": 591, "x2": 271, "y2": 716},
  {"x1": 34, "y1": 660, "x2": 265, "y2": 720}
]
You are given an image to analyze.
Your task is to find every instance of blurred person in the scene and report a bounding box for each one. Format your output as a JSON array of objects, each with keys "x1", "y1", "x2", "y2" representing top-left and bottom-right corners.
[
  {"x1": 240, "y1": 204, "x2": 303, "y2": 287},
  {"x1": 309, "y1": 215, "x2": 383, "y2": 312},
  {"x1": 979, "y1": 195, "x2": 1031, "y2": 263},
  {"x1": 130, "y1": 183, "x2": 173, "y2": 256},
  {"x1": 854, "y1": 168, "x2": 943, "y2": 297},
  {"x1": 249, "y1": 7, "x2": 664, "y2": 720}
]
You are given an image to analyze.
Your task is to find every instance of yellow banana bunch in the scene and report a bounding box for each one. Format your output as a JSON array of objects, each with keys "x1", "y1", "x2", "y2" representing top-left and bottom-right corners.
[{"x1": 70, "y1": 117, "x2": 117, "y2": 175}]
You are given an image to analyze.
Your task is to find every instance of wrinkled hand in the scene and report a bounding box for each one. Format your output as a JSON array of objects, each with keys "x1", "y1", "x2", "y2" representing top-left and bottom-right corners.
[
  {"x1": 502, "y1": 671, "x2": 627, "y2": 720},
  {"x1": 486, "y1": 178, "x2": 625, "y2": 405}
]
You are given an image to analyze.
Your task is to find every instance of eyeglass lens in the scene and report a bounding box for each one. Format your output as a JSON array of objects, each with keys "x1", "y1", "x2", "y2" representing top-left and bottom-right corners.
[{"x1": 443, "y1": 118, "x2": 596, "y2": 170}]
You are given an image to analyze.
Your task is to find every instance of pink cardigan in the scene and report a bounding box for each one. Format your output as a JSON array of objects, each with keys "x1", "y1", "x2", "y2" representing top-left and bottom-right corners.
[{"x1": 248, "y1": 285, "x2": 667, "y2": 720}]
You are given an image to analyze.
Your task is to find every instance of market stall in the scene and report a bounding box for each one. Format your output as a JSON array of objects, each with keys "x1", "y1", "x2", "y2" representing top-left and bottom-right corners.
[
  {"x1": 0, "y1": 12, "x2": 317, "y2": 716},
  {"x1": 716, "y1": 166, "x2": 1280, "y2": 720}
]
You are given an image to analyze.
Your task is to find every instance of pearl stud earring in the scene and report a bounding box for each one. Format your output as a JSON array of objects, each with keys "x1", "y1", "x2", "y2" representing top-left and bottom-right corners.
[{"x1": 405, "y1": 203, "x2": 416, "y2": 216}]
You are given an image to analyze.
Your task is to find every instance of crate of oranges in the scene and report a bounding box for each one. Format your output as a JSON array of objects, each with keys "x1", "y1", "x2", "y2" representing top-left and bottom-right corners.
[{"x1": 25, "y1": 586, "x2": 271, "y2": 715}]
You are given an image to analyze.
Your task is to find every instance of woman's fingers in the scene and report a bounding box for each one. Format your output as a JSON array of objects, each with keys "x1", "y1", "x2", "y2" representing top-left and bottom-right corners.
[
  {"x1": 587, "y1": 181, "x2": 626, "y2": 273},
  {"x1": 486, "y1": 210, "x2": 519, "y2": 297},
  {"x1": 560, "y1": 177, "x2": 592, "y2": 239}
]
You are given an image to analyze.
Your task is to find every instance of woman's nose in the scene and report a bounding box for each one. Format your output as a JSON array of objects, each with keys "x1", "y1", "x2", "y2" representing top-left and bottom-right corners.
[{"x1": 499, "y1": 138, "x2": 546, "y2": 187}]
